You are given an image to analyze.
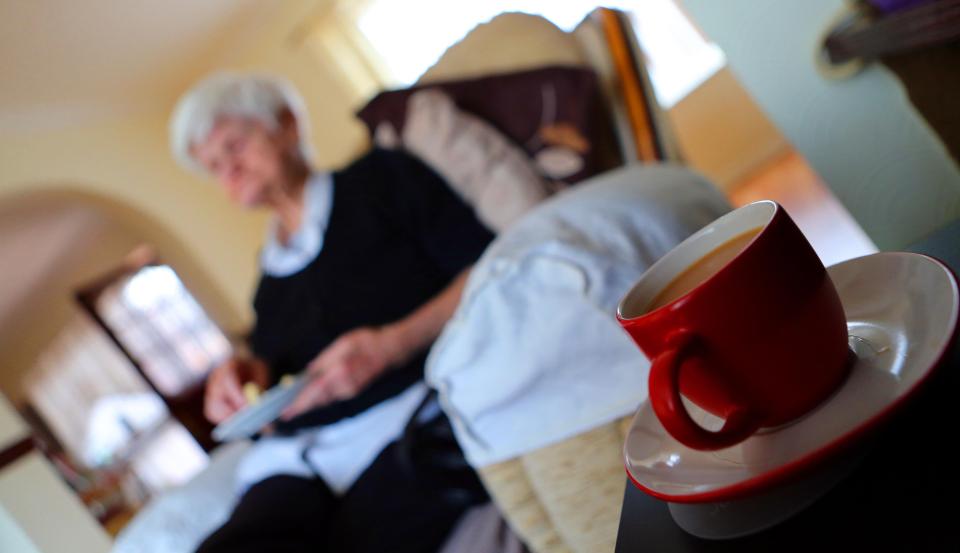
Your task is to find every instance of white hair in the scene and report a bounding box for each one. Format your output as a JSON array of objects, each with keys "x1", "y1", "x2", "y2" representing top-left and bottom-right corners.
[{"x1": 169, "y1": 71, "x2": 314, "y2": 175}]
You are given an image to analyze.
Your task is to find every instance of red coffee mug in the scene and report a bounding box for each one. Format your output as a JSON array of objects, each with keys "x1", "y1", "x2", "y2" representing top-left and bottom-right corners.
[{"x1": 617, "y1": 201, "x2": 850, "y2": 451}]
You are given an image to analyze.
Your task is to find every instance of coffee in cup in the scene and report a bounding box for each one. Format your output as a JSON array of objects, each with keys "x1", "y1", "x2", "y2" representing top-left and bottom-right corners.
[
  {"x1": 617, "y1": 201, "x2": 850, "y2": 451},
  {"x1": 647, "y1": 228, "x2": 762, "y2": 312}
]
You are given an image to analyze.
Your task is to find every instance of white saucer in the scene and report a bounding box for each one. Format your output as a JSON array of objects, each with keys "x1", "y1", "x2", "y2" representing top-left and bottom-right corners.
[
  {"x1": 212, "y1": 374, "x2": 310, "y2": 442},
  {"x1": 624, "y1": 252, "x2": 958, "y2": 505},
  {"x1": 668, "y1": 447, "x2": 864, "y2": 540}
]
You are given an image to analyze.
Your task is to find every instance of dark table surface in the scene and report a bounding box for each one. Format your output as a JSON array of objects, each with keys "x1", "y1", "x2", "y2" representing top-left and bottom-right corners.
[{"x1": 615, "y1": 220, "x2": 960, "y2": 553}]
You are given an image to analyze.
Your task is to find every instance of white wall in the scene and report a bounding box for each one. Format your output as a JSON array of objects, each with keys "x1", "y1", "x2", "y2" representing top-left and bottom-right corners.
[
  {"x1": 0, "y1": 453, "x2": 111, "y2": 553},
  {"x1": 682, "y1": 0, "x2": 960, "y2": 249},
  {"x1": 0, "y1": 503, "x2": 42, "y2": 553}
]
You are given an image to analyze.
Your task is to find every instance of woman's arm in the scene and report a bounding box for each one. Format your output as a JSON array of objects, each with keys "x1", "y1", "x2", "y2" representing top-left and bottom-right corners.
[
  {"x1": 281, "y1": 267, "x2": 471, "y2": 419},
  {"x1": 381, "y1": 267, "x2": 471, "y2": 364}
]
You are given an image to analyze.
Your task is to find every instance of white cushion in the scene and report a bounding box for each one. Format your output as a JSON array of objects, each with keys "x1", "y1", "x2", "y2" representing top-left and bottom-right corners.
[
  {"x1": 402, "y1": 89, "x2": 551, "y2": 232},
  {"x1": 426, "y1": 164, "x2": 732, "y2": 466}
]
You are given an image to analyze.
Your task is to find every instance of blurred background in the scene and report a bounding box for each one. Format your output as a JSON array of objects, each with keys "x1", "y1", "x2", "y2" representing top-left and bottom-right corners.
[{"x1": 1, "y1": 1, "x2": 957, "y2": 551}]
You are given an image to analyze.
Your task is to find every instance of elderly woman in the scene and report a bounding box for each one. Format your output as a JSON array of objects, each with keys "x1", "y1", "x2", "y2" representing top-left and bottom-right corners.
[{"x1": 170, "y1": 72, "x2": 492, "y2": 553}]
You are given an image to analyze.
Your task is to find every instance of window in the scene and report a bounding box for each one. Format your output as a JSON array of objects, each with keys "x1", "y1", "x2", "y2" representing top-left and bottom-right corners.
[
  {"x1": 90, "y1": 265, "x2": 231, "y2": 397},
  {"x1": 353, "y1": 0, "x2": 725, "y2": 107},
  {"x1": 24, "y1": 313, "x2": 158, "y2": 467},
  {"x1": 20, "y1": 253, "x2": 228, "y2": 525},
  {"x1": 23, "y1": 313, "x2": 208, "y2": 491}
]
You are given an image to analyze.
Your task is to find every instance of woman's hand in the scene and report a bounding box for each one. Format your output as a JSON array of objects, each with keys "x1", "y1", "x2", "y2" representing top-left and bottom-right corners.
[
  {"x1": 280, "y1": 268, "x2": 473, "y2": 420},
  {"x1": 203, "y1": 356, "x2": 270, "y2": 423},
  {"x1": 281, "y1": 326, "x2": 405, "y2": 420}
]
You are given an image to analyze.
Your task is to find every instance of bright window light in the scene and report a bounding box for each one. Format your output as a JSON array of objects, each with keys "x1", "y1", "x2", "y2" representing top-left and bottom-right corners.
[
  {"x1": 98, "y1": 264, "x2": 232, "y2": 396},
  {"x1": 83, "y1": 392, "x2": 167, "y2": 467},
  {"x1": 356, "y1": 0, "x2": 725, "y2": 107}
]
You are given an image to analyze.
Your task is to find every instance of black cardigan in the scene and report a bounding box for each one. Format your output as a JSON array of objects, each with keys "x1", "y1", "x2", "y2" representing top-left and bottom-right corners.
[{"x1": 249, "y1": 148, "x2": 494, "y2": 429}]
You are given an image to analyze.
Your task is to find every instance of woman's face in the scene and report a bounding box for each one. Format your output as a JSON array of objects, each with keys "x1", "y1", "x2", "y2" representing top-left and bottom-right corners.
[{"x1": 192, "y1": 115, "x2": 295, "y2": 209}]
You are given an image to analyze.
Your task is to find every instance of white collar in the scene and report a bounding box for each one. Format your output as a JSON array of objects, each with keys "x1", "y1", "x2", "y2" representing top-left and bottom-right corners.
[{"x1": 260, "y1": 172, "x2": 334, "y2": 277}]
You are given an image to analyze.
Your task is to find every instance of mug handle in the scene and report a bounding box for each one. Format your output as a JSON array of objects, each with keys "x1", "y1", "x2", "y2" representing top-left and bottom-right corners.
[{"x1": 648, "y1": 328, "x2": 763, "y2": 451}]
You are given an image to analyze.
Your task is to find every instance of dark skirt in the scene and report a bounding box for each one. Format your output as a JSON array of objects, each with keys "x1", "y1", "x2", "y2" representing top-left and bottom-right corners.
[{"x1": 196, "y1": 393, "x2": 488, "y2": 553}]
